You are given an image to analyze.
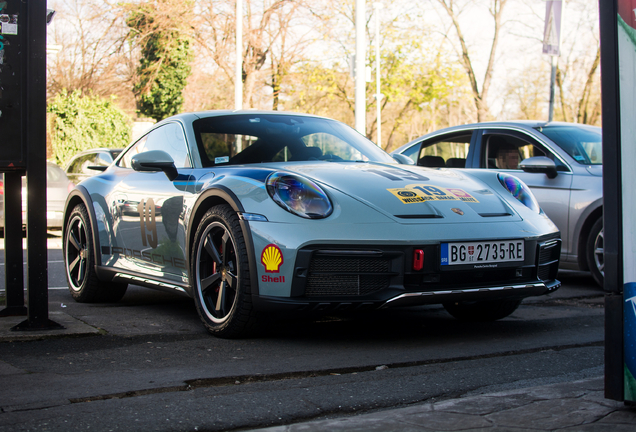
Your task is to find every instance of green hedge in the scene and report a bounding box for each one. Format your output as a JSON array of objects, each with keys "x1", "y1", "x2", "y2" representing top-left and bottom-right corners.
[{"x1": 48, "y1": 90, "x2": 132, "y2": 166}]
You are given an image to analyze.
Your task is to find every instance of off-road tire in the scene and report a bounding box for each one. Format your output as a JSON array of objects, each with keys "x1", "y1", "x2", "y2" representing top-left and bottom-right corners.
[
  {"x1": 191, "y1": 205, "x2": 258, "y2": 338},
  {"x1": 64, "y1": 204, "x2": 127, "y2": 302}
]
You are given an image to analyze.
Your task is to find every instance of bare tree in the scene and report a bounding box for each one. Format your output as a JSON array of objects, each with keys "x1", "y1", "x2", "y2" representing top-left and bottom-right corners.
[
  {"x1": 553, "y1": 1, "x2": 600, "y2": 125},
  {"x1": 194, "y1": 0, "x2": 311, "y2": 109},
  {"x1": 47, "y1": 0, "x2": 133, "y2": 109},
  {"x1": 434, "y1": 0, "x2": 508, "y2": 122}
]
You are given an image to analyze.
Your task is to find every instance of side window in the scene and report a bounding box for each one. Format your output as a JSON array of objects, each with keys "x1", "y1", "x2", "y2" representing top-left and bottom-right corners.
[
  {"x1": 484, "y1": 134, "x2": 547, "y2": 170},
  {"x1": 417, "y1": 134, "x2": 471, "y2": 168},
  {"x1": 119, "y1": 123, "x2": 191, "y2": 169}
]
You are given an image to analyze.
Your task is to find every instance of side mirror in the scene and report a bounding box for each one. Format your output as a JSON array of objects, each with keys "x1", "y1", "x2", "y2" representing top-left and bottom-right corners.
[
  {"x1": 131, "y1": 150, "x2": 178, "y2": 181},
  {"x1": 519, "y1": 156, "x2": 558, "y2": 179},
  {"x1": 392, "y1": 153, "x2": 415, "y2": 165}
]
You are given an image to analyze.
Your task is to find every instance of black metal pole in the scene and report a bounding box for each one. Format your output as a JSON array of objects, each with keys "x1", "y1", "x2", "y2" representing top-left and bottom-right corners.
[
  {"x1": 12, "y1": 0, "x2": 62, "y2": 331},
  {"x1": 0, "y1": 171, "x2": 26, "y2": 317},
  {"x1": 599, "y1": 0, "x2": 623, "y2": 401}
]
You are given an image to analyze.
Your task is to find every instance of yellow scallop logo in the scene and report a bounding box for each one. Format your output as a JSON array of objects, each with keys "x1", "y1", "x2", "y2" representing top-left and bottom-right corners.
[{"x1": 261, "y1": 244, "x2": 283, "y2": 273}]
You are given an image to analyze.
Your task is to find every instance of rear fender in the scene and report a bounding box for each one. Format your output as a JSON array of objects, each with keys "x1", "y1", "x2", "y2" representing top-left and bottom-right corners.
[{"x1": 63, "y1": 187, "x2": 102, "y2": 266}]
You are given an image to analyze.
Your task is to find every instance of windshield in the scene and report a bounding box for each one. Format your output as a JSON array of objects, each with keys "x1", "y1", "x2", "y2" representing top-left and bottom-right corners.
[
  {"x1": 536, "y1": 124, "x2": 602, "y2": 165},
  {"x1": 193, "y1": 114, "x2": 394, "y2": 167}
]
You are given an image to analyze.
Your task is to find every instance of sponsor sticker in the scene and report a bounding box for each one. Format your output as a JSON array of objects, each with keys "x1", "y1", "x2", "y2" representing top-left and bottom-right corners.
[
  {"x1": 261, "y1": 244, "x2": 283, "y2": 273},
  {"x1": 388, "y1": 184, "x2": 479, "y2": 204}
]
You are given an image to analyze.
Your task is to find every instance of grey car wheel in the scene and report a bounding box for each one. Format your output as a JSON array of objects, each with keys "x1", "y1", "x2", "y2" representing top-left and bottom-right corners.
[
  {"x1": 587, "y1": 218, "x2": 604, "y2": 287},
  {"x1": 65, "y1": 204, "x2": 127, "y2": 302},
  {"x1": 192, "y1": 205, "x2": 258, "y2": 338}
]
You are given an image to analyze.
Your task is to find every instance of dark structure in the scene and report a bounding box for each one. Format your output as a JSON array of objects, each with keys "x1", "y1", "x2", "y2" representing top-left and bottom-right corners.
[{"x1": 0, "y1": 0, "x2": 61, "y2": 330}]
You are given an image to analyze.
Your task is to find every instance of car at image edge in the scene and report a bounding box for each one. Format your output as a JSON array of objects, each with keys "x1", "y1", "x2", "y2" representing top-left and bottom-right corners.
[
  {"x1": 62, "y1": 111, "x2": 562, "y2": 338},
  {"x1": 64, "y1": 147, "x2": 123, "y2": 185},
  {"x1": 0, "y1": 161, "x2": 74, "y2": 232}
]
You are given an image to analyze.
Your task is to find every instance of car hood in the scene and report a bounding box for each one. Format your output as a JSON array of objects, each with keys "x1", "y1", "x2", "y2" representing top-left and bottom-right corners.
[
  {"x1": 585, "y1": 165, "x2": 603, "y2": 177},
  {"x1": 274, "y1": 162, "x2": 517, "y2": 222}
]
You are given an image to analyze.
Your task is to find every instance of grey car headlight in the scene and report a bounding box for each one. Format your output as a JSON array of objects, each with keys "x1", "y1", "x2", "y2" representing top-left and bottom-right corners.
[
  {"x1": 266, "y1": 172, "x2": 333, "y2": 219},
  {"x1": 497, "y1": 173, "x2": 541, "y2": 214}
]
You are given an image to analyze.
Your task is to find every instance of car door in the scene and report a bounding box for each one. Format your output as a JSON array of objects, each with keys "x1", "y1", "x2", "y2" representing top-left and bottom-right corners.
[
  {"x1": 110, "y1": 122, "x2": 193, "y2": 282},
  {"x1": 474, "y1": 128, "x2": 573, "y2": 248}
]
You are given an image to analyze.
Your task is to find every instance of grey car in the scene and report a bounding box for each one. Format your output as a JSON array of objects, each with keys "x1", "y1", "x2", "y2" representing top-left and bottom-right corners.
[
  {"x1": 392, "y1": 121, "x2": 603, "y2": 286},
  {"x1": 0, "y1": 162, "x2": 74, "y2": 231},
  {"x1": 64, "y1": 148, "x2": 123, "y2": 185},
  {"x1": 62, "y1": 111, "x2": 561, "y2": 338}
]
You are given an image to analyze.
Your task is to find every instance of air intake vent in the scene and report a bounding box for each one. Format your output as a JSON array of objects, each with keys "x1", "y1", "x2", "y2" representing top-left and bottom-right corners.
[
  {"x1": 478, "y1": 213, "x2": 512, "y2": 217},
  {"x1": 305, "y1": 254, "x2": 393, "y2": 296},
  {"x1": 395, "y1": 214, "x2": 444, "y2": 219},
  {"x1": 537, "y1": 240, "x2": 561, "y2": 281}
]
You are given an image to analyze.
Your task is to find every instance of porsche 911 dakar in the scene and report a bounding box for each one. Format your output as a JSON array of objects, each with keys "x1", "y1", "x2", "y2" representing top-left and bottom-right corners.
[{"x1": 63, "y1": 111, "x2": 561, "y2": 338}]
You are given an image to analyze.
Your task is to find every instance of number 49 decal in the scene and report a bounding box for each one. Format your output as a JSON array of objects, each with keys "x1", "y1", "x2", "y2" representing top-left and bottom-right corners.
[{"x1": 137, "y1": 198, "x2": 158, "y2": 249}]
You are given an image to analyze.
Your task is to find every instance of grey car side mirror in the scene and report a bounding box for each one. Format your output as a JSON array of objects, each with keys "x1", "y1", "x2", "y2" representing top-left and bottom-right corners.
[
  {"x1": 131, "y1": 150, "x2": 178, "y2": 181},
  {"x1": 519, "y1": 156, "x2": 558, "y2": 179}
]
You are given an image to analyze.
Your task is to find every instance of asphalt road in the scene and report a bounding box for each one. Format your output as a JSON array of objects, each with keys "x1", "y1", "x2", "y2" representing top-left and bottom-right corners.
[{"x1": 0, "y1": 236, "x2": 605, "y2": 431}]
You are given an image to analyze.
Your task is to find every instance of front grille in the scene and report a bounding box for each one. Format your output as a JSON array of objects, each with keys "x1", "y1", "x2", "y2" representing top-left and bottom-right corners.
[
  {"x1": 537, "y1": 240, "x2": 561, "y2": 281},
  {"x1": 306, "y1": 275, "x2": 391, "y2": 296},
  {"x1": 310, "y1": 257, "x2": 389, "y2": 273},
  {"x1": 304, "y1": 255, "x2": 392, "y2": 296}
]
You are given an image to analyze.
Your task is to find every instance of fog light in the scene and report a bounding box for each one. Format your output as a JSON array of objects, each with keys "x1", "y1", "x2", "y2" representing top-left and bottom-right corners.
[{"x1": 413, "y1": 249, "x2": 424, "y2": 271}]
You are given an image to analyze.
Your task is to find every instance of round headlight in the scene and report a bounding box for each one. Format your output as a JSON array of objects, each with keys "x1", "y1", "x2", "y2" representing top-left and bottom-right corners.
[
  {"x1": 266, "y1": 172, "x2": 333, "y2": 219},
  {"x1": 497, "y1": 173, "x2": 541, "y2": 214}
]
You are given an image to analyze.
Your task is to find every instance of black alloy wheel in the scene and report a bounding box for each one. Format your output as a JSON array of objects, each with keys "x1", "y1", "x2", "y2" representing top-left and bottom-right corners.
[
  {"x1": 587, "y1": 218, "x2": 604, "y2": 287},
  {"x1": 192, "y1": 205, "x2": 257, "y2": 338},
  {"x1": 64, "y1": 203, "x2": 127, "y2": 302}
]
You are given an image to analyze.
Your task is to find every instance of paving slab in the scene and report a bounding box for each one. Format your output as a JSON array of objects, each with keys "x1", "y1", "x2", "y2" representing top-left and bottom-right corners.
[{"x1": 0, "y1": 311, "x2": 100, "y2": 342}]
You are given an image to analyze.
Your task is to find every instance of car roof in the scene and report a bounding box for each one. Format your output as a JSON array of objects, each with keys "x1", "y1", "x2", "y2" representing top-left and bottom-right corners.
[
  {"x1": 150, "y1": 110, "x2": 334, "y2": 127},
  {"x1": 392, "y1": 121, "x2": 600, "y2": 154}
]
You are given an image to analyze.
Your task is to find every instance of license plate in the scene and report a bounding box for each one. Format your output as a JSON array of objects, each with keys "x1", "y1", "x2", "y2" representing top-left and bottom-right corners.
[{"x1": 440, "y1": 240, "x2": 524, "y2": 266}]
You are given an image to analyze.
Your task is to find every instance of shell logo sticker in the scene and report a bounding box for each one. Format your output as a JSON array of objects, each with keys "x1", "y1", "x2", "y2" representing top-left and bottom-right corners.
[{"x1": 261, "y1": 244, "x2": 284, "y2": 273}]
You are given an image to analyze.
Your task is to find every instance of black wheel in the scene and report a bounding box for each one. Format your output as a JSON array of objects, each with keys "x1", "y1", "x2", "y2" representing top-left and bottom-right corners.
[
  {"x1": 191, "y1": 205, "x2": 258, "y2": 338},
  {"x1": 586, "y1": 218, "x2": 604, "y2": 287},
  {"x1": 443, "y1": 299, "x2": 522, "y2": 321},
  {"x1": 64, "y1": 204, "x2": 127, "y2": 303}
]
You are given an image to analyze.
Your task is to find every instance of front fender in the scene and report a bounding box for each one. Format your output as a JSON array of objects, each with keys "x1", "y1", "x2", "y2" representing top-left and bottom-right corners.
[{"x1": 186, "y1": 187, "x2": 260, "y2": 297}]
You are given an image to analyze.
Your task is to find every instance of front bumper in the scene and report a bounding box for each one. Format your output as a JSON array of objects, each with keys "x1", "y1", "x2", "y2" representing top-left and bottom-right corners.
[{"x1": 252, "y1": 236, "x2": 561, "y2": 313}]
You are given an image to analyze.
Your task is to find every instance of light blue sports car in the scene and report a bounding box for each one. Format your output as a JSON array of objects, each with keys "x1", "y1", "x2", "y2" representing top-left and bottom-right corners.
[{"x1": 63, "y1": 111, "x2": 561, "y2": 338}]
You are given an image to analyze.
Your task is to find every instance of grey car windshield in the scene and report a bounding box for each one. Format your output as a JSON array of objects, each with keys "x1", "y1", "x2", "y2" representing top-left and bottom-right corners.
[
  {"x1": 536, "y1": 125, "x2": 602, "y2": 165},
  {"x1": 193, "y1": 114, "x2": 394, "y2": 167}
]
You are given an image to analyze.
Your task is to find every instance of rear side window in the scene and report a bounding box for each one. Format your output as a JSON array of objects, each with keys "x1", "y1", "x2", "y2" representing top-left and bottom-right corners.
[{"x1": 416, "y1": 134, "x2": 471, "y2": 168}]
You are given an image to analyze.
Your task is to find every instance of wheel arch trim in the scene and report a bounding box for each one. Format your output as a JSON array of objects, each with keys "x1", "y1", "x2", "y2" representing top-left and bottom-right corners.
[
  {"x1": 186, "y1": 186, "x2": 260, "y2": 296},
  {"x1": 63, "y1": 187, "x2": 102, "y2": 266},
  {"x1": 574, "y1": 200, "x2": 603, "y2": 271}
]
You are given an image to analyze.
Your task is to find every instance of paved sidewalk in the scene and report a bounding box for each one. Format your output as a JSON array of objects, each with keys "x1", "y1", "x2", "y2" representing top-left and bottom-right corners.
[{"x1": 250, "y1": 377, "x2": 635, "y2": 432}]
